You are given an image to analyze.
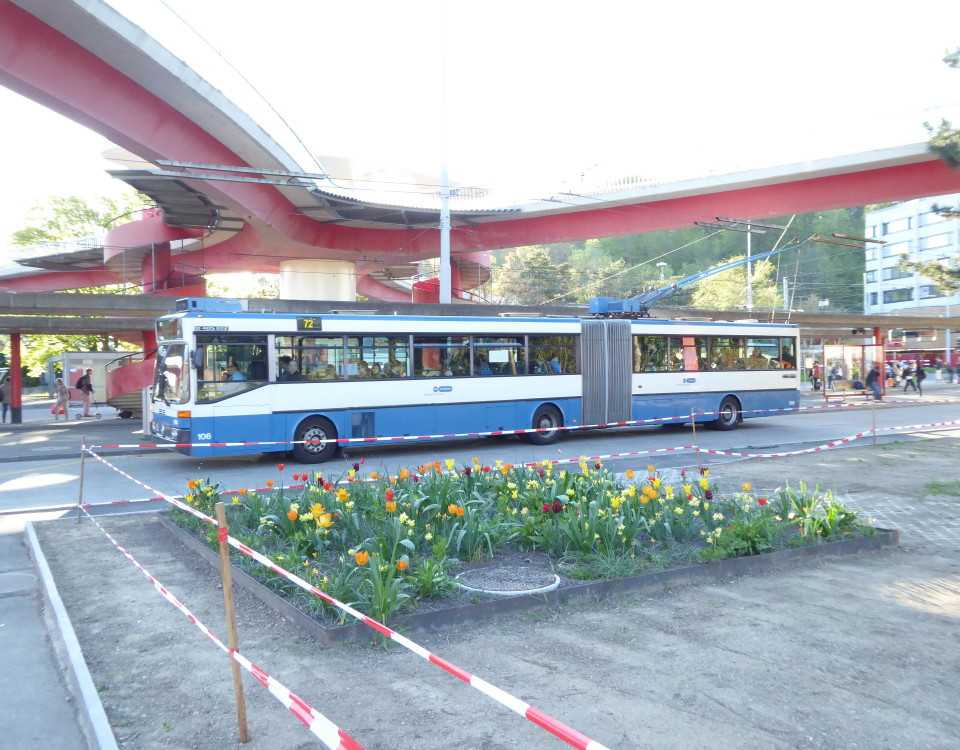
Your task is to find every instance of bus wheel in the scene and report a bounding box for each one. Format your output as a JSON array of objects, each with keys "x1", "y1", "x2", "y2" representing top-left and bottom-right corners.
[
  {"x1": 291, "y1": 417, "x2": 338, "y2": 463},
  {"x1": 709, "y1": 397, "x2": 740, "y2": 431},
  {"x1": 524, "y1": 405, "x2": 563, "y2": 445}
]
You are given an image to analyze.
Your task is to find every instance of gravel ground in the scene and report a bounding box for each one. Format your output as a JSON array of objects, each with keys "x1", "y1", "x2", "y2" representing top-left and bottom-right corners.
[{"x1": 34, "y1": 438, "x2": 960, "y2": 749}]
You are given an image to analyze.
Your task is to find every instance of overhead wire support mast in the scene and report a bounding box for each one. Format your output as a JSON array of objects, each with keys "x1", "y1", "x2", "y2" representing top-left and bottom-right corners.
[{"x1": 590, "y1": 218, "x2": 883, "y2": 318}]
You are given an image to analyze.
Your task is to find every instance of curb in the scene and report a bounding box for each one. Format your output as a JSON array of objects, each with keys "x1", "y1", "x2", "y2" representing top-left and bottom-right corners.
[
  {"x1": 159, "y1": 514, "x2": 899, "y2": 648},
  {"x1": 25, "y1": 523, "x2": 119, "y2": 750}
]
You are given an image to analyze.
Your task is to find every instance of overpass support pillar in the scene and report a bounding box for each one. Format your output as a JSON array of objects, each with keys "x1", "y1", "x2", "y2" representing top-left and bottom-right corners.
[
  {"x1": 8, "y1": 333, "x2": 22, "y2": 424},
  {"x1": 279, "y1": 260, "x2": 356, "y2": 301}
]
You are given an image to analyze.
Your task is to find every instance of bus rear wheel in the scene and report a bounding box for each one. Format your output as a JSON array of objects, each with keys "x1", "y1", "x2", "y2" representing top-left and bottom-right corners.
[
  {"x1": 523, "y1": 405, "x2": 563, "y2": 445},
  {"x1": 709, "y1": 396, "x2": 740, "y2": 431},
  {"x1": 291, "y1": 417, "x2": 338, "y2": 463}
]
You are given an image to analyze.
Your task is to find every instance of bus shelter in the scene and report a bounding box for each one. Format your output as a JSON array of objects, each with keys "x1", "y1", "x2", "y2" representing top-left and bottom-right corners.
[{"x1": 821, "y1": 344, "x2": 885, "y2": 397}]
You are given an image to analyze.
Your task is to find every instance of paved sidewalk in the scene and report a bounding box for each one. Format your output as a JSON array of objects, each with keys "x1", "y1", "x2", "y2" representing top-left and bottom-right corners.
[{"x1": 0, "y1": 399, "x2": 158, "y2": 464}]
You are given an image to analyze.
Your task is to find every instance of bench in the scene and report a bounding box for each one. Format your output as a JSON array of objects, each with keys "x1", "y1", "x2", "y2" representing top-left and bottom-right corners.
[{"x1": 824, "y1": 379, "x2": 870, "y2": 400}]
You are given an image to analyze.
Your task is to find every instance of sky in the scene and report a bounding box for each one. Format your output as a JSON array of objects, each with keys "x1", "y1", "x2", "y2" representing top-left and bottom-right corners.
[{"x1": 2, "y1": 0, "x2": 960, "y2": 246}]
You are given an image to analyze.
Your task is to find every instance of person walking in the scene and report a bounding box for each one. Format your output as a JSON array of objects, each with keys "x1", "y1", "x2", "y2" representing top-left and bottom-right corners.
[
  {"x1": 53, "y1": 377, "x2": 70, "y2": 420},
  {"x1": 934, "y1": 357, "x2": 944, "y2": 384},
  {"x1": 75, "y1": 368, "x2": 95, "y2": 417},
  {"x1": 864, "y1": 363, "x2": 883, "y2": 401},
  {"x1": 902, "y1": 362, "x2": 918, "y2": 393},
  {"x1": 0, "y1": 375, "x2": 11, "y2": 423},
  {"x1": 914, "y1": 360, "x2": 926, "y2": 396},
  {"x1": 811, "y1": 361, "x2": 821, "y2": 391}
]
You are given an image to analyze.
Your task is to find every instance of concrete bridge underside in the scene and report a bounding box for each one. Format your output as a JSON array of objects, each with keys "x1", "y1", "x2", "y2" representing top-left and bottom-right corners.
[{"x1": 3, "y1": 0, "x2": 960, "y2": 303}]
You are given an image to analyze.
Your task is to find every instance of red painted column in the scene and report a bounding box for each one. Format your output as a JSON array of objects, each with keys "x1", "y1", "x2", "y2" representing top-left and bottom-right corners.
[
  {"x1": 9, "y1": 333, "x2": 22, "y2": 424},
  {"x1": 143, "y1": 328, "x2": 158, "y2": 358}
]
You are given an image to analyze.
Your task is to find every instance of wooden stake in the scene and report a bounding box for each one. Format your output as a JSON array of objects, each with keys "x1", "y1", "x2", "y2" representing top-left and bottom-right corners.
[
  {"x1": 690, "y1": 411, "x2": 703, "y2": 474},
  {"x1": 216, "y1": 502, "x2": 250, "y2": 743},
  {"x1": 77, "y1": 436, "x2": 87, "y2": 523}
]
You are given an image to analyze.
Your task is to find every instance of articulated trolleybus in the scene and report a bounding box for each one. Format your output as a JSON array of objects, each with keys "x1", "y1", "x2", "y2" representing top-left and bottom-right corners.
[{"x1": 149, "y1": 298, "x2": 800, "y2": 463}]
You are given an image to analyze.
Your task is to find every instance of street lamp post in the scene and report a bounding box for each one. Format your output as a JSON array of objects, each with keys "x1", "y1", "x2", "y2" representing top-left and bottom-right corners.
[{"x1": 656, "y1": 262, "x2": 668, "y2": 281}]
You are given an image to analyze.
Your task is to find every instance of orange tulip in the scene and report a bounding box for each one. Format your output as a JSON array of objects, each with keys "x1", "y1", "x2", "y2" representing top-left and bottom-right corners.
[
  {"x1": 386, "y1": 501, "x2": 397, "y2": 512},
  {"x1": 396, "y1": 559, "x2": 408, "y2": 571},
  {"x1": 355, "y1": 550, "x2": 370, "y2": 565},
  {"x1": 286, "y1": 509, "x2": 298, "y2": 521}
]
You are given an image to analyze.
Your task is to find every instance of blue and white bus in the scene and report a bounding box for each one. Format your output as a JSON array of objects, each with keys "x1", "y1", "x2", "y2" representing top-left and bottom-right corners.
[{"x1": 149, "y1": 298, "x2": 799, "y2": 462}]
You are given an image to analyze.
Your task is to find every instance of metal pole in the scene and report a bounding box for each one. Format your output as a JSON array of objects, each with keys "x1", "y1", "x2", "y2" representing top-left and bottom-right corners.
[
  {"x1": 215, "y1": 502, "x2": 250, "y2": 743},
  {"x1": 437, "y1": 1, "x2": 452, "y2": 305},
  {"x1": 439, "y1": 164, "x2": 452, "y2": 304},
  {"x1": 746, "y1": 226, "x2": 753, "y2": 310}
]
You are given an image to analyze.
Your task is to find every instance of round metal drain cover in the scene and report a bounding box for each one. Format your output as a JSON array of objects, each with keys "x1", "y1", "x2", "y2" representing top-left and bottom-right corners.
[{"x1": 0, "y1": 573, "x2": 38, "y2": 597}]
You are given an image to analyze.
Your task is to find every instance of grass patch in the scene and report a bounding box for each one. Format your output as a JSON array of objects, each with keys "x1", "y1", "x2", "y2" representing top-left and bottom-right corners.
[{"x1": 923, "y1": 479, "x2": 960, "y2": 496}]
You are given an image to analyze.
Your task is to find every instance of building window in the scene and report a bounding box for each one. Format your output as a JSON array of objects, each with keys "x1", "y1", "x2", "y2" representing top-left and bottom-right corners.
[
  {"x1": 864, "y1": 247, "x2": 876, "y2": 261},
  {"x1": 883, "y1": 288, "x2": 914, "y2": 304},
  {"x1": 920, "y1": 233, "x2": 950, "y2": 250},
  {"x1": 883, "y1": 266, "x2": 912, "y2": 281},
  {"x1": 868, "y1": 292, "x2": 878, "y2": 306},
  {"x1": 921, "y1": 211, "x2": 947, "y2": 226},
  {"x1": 883, "y1": 241, "x2": 909, "y2": 257},
  {"x1": 867, "y1": 225, "x2": 877, "y2": 237},
  {"x1": 921, "y1": 285, "x2": 947, "y2": 299},
  {"x1": 882, "y1": 217, "x2": 912, "y2": 234},
  {"x1": 864, "y1": 270, "x2": 877, "y2": 283}
]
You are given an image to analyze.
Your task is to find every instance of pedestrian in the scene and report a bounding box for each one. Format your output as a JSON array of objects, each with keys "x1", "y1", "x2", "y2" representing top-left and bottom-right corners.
[
  {"x1": 934, "y1": 357, "x2": 944, "y2": 384},
  {"x1": 811, "y1": 361, "x2": 821, "y2": 391},
  {"x1": 826, "y1": 363, "x2": 841, "y2": 389},
  {"x1": 902, "y1": 362, "x2": 918, "y2": 393},
  {"x1": 948, "y1": 364, "x2": 956, "y2": 384},
  {"x1": 53, "y1": 377, "x2": 70, "y2": 420},
  {"x1": 0, "y1": 375, "x2": 11, "y2": 423},
  {"x1": 75, "y1": 368, "x2": 95, "y2": 417},
  {"x1": 914, "y1": 360, "x2": 926, "y2": 396},
  {"x1": 864, "y1": 363, "x2": 883, "y2": 402}
]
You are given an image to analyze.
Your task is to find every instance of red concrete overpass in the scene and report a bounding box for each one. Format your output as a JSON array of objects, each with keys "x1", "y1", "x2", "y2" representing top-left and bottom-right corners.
[{"x1": 3, "y1": 0, "x2": 960, "y2": 303}]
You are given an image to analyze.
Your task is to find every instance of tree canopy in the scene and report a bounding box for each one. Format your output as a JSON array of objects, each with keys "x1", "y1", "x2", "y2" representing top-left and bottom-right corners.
[
  {"x1": 488, "y1": 207, "x2": 866, "y2": 311},
  {"x1": 910, "y1": 46, "x2": 960, "y2": 292},
  {"x1": 10, "y1": 193, "x2": 151, "y2": 246}
]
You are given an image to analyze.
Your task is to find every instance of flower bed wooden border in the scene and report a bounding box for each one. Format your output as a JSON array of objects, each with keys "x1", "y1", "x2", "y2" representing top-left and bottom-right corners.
[{"x1": 159, "y1": 515, "x2": 898, "y2": 648}]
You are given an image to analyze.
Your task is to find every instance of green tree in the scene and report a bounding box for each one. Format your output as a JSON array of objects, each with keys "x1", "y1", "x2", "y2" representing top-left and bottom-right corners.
[
  {"x1": 690, "y1": 255, "x2": 781, "y2": 310},
  {"x1": 926, "y1": 48, "x2": 960, "y2": 169},
  {"x1": 206, "y1": 273, "x2": 280, "y2": 298},
  {"x1": 10, "y1": 194, "x2": 151, "y2": 246},
  {"x1": 9, "y1": 194, "x2": 150, "y2": 377},
  {"x1": 909, "y1": 47, "x2": 960, "y2": 290},
  {"x1": 489, "y1": 246, "x2": 572, "y2": 304}
]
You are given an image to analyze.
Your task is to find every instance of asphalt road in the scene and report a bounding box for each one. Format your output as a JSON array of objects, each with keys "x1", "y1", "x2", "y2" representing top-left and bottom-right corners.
[{"x1": 1, "y1": 391, "x2": 958, "y2": 515}]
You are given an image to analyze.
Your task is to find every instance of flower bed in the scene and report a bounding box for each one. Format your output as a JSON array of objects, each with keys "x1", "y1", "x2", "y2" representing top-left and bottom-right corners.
[{"x1": 169, "y1": 458, "x2": 881, "y2": 634}]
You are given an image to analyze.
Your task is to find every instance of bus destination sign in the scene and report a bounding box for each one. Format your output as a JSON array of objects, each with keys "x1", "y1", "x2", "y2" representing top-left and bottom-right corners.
[{"x1": 297, "y1": 317, "x2": 322, "y2": 331}]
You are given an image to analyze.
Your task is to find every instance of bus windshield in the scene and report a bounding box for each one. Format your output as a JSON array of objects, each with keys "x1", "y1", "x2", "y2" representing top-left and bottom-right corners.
[{"x1": 152, "y1": 344, "x2": 189, "y2": 405}]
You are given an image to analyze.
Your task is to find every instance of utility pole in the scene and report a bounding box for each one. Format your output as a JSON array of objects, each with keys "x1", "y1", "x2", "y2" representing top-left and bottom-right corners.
[{"x1": 746, "y1": 226, "x2": 753, "y2": 310}]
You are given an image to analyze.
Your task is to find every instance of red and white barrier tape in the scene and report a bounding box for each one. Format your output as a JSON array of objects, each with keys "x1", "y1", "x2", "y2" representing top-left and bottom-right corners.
[
  {"x1": 87, "y1": 396, "x2": 960, "y2": 451},
  {"x1": 79, "y1": 448, "x2": 612, "y2": 750},
  {"x1": 77, "y1": 505, "x2": 364, "y2": 749},
  {"x1": 80, "y1": 417, "x2": 960, "y2": 512}
]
